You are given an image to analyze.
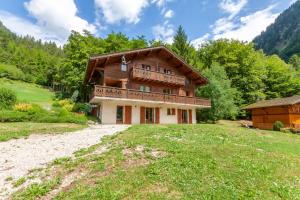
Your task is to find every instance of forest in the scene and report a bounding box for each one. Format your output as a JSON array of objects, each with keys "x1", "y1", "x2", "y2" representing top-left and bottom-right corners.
[{"x1": 0, "y1": 20, "x2": 299, "y2": 121}]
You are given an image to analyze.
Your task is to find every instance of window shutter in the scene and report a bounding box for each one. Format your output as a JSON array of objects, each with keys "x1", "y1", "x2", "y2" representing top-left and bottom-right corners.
[{"x1": 140, "y1": 107, "x2": 145, "y2": 124}]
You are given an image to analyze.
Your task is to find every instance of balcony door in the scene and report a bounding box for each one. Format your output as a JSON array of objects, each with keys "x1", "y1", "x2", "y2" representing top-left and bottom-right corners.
[
  {"x1": 145, "y1": 107, "x2": 154, "y2": 124},
  {"x1": 116, "y1": 105, "x2": 132, "y2": 124},
  {"x1": 140, "y1": 107, "x2": 160, "y2": 124}
]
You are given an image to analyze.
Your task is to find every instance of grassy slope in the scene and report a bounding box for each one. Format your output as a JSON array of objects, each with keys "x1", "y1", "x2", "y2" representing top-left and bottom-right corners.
[
  {"x1": 0, "y1": 122, "x2": 87, "y2": 142},
  {"x1": 12, "y1": 123, "x2": 300, "y2": 200},
  {"x1": 0, "y1": 78, "x2": 54, "y2": 107}
]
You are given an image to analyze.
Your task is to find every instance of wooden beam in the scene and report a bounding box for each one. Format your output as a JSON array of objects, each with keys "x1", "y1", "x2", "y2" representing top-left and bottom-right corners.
[{"x1": 88, "y1": 60, "x2": 98, "y2": 83}]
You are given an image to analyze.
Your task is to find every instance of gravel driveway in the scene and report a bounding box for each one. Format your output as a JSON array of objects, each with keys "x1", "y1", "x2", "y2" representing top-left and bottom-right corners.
[{"x1": 0, "y1": 124, "x2": 129, "y2": 198}]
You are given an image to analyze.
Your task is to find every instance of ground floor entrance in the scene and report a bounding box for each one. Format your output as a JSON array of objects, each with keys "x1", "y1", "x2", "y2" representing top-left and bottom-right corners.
[{"x1": 95, "y1": 101, "x2": 198, "y2": 124}]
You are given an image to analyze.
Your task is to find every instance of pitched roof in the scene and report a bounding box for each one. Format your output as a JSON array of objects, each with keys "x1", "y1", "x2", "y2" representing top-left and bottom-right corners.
[
  {"x1": 84, "y1": 46, "x2": 208, "y2": 85},
  {"x1": 244, "y1": 95, "x2": 300, "y2": 109}
]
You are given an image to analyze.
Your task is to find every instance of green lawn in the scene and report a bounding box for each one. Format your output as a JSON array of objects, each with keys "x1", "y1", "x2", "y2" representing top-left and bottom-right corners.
[
  {"x1": 0, "y1": 78, "x2": 54, "y2": 108},
  {"x1": 12, "y1": 123, "x2": 300, "y2": 200},
  {"x1": 0, "y1": 122, "x2": 86, "y2": 142}
]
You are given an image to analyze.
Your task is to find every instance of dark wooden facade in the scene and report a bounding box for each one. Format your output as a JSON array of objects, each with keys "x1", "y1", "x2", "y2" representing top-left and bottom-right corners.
[{"x1": 84, "y1": 46, "x2": 211, "y2": 124}]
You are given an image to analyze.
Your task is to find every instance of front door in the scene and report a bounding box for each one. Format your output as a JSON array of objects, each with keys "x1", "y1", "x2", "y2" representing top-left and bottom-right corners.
[
  {"x1": 116, "y1": 106, "x2": 124, "y2": 124},
  {"x1": 145, "y1": 107, "x2": 154, "y2": 124}
]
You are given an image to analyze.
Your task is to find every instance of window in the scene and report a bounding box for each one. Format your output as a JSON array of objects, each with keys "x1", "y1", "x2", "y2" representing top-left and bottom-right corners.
[
  {"x1": 163, "y1": 88, "x2": 172, "y2": 94},
  {"x1": 141, "y1": 64, "x2": 151, "y2": 71},
  {"x1": 167, "y1": 108, "x2": 176, "y2": 115},
  {"x1": 164, "y1": 69, "x2": 171, "y2": 74},
  {"x1": 140, "y1": 85, "x2": 151, "y2": 92},
  {"x1": 121, "y1": 64, "x2": 127, "y2": 71}
]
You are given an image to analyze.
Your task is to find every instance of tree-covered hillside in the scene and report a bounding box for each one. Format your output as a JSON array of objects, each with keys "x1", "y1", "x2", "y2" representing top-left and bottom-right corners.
[
  {"x1": 0, "y1": 21, "x2": 63, "y2": 85},
  {"x1": 253, "y1": 0, "x2": 300, "y2": 60}
]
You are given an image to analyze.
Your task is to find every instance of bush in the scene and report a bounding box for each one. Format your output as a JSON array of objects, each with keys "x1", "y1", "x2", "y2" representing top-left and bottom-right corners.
[
  {"x1": 0, "y1": 87, "x2": 17, "y2": 109},
  {"x1": 0, "y1": 107, "x2": 87, "y2": 124},
  {"x1": 72, "y1": 103, "x2": 91, "y2": 114},
  {"x1": 273, "y1": 121, "x2": 284, "y2": 131},
  {"x1": 0, "y1": 63, "x2": 25, "y2": 81}
]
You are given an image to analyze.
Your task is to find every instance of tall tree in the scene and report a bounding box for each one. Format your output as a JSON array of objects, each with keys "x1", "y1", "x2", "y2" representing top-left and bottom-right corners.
[
  {"x1": 197, "y1": 63, "x2": 238, "y2": 121},
  {"x1": 172, "y1": 26, "x2": 191, "y2": 61}
]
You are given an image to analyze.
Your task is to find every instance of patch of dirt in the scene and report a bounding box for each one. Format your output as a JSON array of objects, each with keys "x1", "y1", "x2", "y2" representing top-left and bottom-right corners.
[{"x1": 41, "y1": 166, "x2": 88, "y2": 200}]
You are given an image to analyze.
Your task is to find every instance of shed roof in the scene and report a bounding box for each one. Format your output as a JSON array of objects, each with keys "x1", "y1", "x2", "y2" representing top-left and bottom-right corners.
[
  {"x1": 244, "y1": 95, "x2": 300, "y2": 109},
  {"x1": 84, "y1": 46, "x2": 208, "y2": 85}
]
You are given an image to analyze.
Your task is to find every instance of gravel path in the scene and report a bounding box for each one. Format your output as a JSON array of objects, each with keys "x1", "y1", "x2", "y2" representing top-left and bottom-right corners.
[{"x1": 0, "y1": 124, "x2": 130, "y2": 198}]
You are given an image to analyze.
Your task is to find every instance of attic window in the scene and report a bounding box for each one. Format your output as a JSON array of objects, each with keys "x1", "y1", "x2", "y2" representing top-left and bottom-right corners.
[{"x1": 121, "y1": 55, "x2": 127, "y2": 71}]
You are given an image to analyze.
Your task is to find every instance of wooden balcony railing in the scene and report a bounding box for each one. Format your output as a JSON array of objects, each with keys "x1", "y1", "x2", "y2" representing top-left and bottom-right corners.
[
  {"x1": 132, "y1": 65, "x2": 186, "y2": 86},
  {"x1": 92, "y1": 86, "x2": 211, "y2": 107}
]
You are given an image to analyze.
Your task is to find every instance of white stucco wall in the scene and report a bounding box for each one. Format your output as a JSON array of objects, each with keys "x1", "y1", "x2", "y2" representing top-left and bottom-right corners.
[{"x1": 99, "y1": 100, "x2": 198, "y2": 124}]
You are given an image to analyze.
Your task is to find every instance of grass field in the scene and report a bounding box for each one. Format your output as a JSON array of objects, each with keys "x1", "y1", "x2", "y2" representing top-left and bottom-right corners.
[
  {"x1": 0, "y1": 122, "x2": 86, "y2": 142},
  {"x1": 0, "y1": 78, "x2": 54, "y2": 108},
  {"x1": 12, "y1": 122, "x2": 300, "y2": 200}
]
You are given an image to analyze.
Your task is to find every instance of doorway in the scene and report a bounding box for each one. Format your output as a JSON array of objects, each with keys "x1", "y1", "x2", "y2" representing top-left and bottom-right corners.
[
  {"x1": 145, "y1": 107, "x2": 154, "y2": 124},
  {"x1": 182, "y1": 110, "x2": 188, "y2": 124},
  {"x1": 116, "y1": 106, "x2": 124, "y2": 124}
]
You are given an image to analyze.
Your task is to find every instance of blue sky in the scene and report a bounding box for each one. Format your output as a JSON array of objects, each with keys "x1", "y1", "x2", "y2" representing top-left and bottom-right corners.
[{"x1": 0, "y1": 0, "x2": 296, "y2": 46}]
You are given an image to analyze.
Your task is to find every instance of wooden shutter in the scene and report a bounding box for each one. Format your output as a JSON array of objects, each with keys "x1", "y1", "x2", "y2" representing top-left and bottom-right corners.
[
  {"x1": 124, "y1": 106, "x2": 132, "y2": 124},
  {"x1": 140, "y1": 107, "x2": 145, "y2": 124},
  {"x1": 155, "y1": 107, "x2": 160, "y2": 124},
  {"x1": 177, "y1": 109, "x2": 182, "y2": 124},
  {"x1": 189, "y1": 109, "x2": 192, "y2": 124},
  {"x1": 172, "y1": 108, "x2": 176, "y2": 115}
]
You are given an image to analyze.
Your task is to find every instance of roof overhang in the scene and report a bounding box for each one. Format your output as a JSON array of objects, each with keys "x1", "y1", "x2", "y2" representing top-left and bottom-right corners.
[{"x1": 84, "y1": 46, "x2": 208, "y2": 86}]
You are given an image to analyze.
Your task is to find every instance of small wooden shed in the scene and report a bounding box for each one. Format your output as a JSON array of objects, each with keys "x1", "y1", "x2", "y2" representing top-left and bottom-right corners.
[{"x1": 245, "y1": 95, "x2": 300, "y2": 130}]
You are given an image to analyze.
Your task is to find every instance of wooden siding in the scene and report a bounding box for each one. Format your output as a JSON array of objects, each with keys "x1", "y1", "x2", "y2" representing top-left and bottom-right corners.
[{"x1": 251, "y1": 103, "x2": 300, "y2": 130}]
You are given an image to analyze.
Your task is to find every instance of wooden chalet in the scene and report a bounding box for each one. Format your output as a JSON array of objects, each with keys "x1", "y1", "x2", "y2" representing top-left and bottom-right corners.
[
  {"x1": 245, "y1": 95, "x2": 300, "y2": 130},
  {"x1": 84, "y1": 46, "x2": 211, "y2": 124}
]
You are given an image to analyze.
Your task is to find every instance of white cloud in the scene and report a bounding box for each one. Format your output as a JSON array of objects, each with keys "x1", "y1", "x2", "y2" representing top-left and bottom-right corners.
[
  {"x1": 219, "y1": 0, "x2": 248, "y2": 18},
  {"x1": 214, "y1": 5, "x2": 279, "y2": 41},
  {"x1": 191, "y1": 33, "x2": 210, "y2": 48},
  {"x1": 164, "y1": 9, "x2": 174, "y2": 18},
  {"x1": 24, "y1": 0, "x2": 96, "y2": 42},
  {"x1": 211, "y1": 18, "x2": 237, "y2": 35},
  {"x1": 151, "y1": 0, "x2": 172, "y2": 8},
  {"x1": 0, "y1": 11, "x2": 58, "y2": 42},
  {"x1": 94, "y1": 0, "x2": 149, "y2": 24},
  {"x1": 152, "y1": 23, "x2": 174, "y2": 44}
]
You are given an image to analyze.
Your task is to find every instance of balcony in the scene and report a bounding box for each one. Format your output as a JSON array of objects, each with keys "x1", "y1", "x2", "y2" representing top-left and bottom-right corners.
[
  {"x1": 132, "y1": 65, "x2": 186, "y2": 86},
  {"x1": 91, "y1": 85, "x2": 211, "y2": 107}
]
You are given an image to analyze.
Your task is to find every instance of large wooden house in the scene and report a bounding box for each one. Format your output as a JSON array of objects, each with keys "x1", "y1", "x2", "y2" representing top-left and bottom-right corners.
[
  {"x1": 84, "y1": 46, "x2": 211, "y2": 124},
  {"x1": 245, "y1": 95, "x2": 300, "y2": 130}
]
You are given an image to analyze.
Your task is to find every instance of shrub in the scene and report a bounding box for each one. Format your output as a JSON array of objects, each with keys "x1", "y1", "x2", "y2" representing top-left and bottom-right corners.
[
  {"x1": 58, "y1": 99, "x2": 74, "y2": 112},
  {"x1": 0, "y1": 110, "x2": 32, "y2": 122},
  {"x1": 72, "y1": 103, "x2": 91, "y2": 114},
  {"x1": 0, "y1": 63, "x2": 25, "y2": 81},
  {"x1": 273, "y1": 121, "x2": 284, "y2": 131},
  {"x1": 0, "y1": 88, "x2": 17, "y2": 109}
]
